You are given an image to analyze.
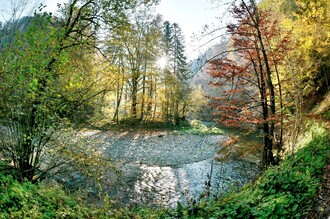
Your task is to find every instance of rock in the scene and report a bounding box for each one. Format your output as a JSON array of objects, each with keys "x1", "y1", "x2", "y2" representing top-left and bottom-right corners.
[{"x1": 317, "y1": 206, "x2": 325, "y2": 212}]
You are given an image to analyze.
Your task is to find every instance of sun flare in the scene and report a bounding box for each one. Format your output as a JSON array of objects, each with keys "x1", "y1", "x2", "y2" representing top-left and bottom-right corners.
[{"x1": 156, "y1": 56, "x2": 167, "y2": 69}]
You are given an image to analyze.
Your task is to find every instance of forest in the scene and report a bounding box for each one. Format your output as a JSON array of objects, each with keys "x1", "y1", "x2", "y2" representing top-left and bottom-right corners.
[{"x1": 0, "y1": 0, "x2": 329, "y2": 218}]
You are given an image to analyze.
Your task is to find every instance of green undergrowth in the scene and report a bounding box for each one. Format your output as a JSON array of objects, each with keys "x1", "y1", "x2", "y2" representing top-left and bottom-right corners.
[
  {"x1": 0, "y1": 168, "x2": 95, "y2": 219},
  {"x1": 0, "y1": 163, "x2": 114, "y2": 218},
  {"x1": 84, "y1": 119, "x2": 225, "y2": 136},
  {"x1": 173, "y1": 120, "x2": 224, "y2": 135}
]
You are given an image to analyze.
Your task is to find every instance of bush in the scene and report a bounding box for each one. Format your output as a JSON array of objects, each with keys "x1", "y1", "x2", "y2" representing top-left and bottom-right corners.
[{"x1": 0, "y1": 167, "x2": 92, "y2": 218}]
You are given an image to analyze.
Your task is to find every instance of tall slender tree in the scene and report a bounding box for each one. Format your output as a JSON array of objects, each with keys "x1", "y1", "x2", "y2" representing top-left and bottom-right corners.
[
  {"x1": 171, "y1": 23, "x2": 189, "y2": 124},
  {"x1": 160, "y1": 21, "x2": 189, "y2": 123}
]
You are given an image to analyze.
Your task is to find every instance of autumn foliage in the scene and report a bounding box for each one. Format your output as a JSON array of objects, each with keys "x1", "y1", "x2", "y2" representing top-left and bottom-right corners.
[{"x1": 208, "y1": 0, "x2": 290, "y2": 167}]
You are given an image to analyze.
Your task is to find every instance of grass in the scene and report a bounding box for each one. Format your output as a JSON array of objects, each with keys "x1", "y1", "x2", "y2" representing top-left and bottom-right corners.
[{"x1": 172, "y1": 120, "x2": 224, "y2": 135}]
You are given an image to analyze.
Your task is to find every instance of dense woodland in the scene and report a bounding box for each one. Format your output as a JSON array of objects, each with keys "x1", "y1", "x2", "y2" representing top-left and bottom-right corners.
[
  {"x1": 0, "y1": 0, "x2": 329, "y2": 218},
  {"x1": 0, "y1": 0, "x2": 194, "y2": 182}
]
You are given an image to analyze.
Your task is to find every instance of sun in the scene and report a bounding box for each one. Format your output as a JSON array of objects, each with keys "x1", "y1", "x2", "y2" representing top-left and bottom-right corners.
[{"x1": 156, "y1": 56, "x2": 167, "y2": 69}]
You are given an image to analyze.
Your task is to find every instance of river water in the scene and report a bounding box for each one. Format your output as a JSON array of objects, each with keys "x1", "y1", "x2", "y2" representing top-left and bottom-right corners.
[{"x1": 82, "y1": 128, "x2": 261, "y2": 208}]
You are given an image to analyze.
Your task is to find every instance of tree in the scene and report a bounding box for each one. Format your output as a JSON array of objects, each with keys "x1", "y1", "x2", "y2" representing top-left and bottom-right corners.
[
  {"x1": 160, "y1": 21, "x2": 174, "y2": 120},
  {"x1": 102, "y1": 13, "x2": 191, "y2": 125},
  {"x1": 285, "y1": 0, "x2": 330, "y2": 105},
  {"x1": 104, "y1": 7, "x2": 163, "y2": 123},
  {"x1": 259, "y1": 0, "x2": 330, "y2": 151},
  {"x1": 0, "y1": 11, "x2": 64, "y2": 182},
  {"x1": 171, "y1": 23, "x2": 190, "y2": 124},
  {"x1": 160, "y1": 21, "x2": 190, "y2": 124},
  {"x1": 208, "y1": 0, "x2": 289, "y2": 167}
]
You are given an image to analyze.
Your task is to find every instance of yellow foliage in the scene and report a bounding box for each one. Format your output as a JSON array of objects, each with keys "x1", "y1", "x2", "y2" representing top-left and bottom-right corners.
[{"x1": 261, "y1": 0, "x2": 330, "y2": 102}]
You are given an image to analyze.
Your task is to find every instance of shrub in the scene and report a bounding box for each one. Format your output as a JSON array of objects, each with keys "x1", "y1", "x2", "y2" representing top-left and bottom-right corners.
[{"x1": 0, "y1": 167, "x2": 92, "y2": 218}]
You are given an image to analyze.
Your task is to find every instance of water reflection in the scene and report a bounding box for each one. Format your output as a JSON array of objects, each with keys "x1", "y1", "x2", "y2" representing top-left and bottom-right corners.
[
  {"x1": 133, "y1": 165, "x2": 180, "y2": 206},
  {"x1": 119, "y1": 158, "x2": 259, "y2": 208}
]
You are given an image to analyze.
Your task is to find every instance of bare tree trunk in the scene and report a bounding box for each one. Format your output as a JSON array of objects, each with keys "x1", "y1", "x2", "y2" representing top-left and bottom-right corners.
[
  {"x1": 265, "y1": 35, "x2": 284, "y2": 162},
  {"x1": 113, "y1": 68, "x2": 124, "y2": 123},
  {"x1": 131, "y1": 70, "x2": 139, "y2": 120},
  {"x1": 153, "y1": 77, "x2": 157, "y2": 119},
  {"x1": 245, "y1": 0, "x2": 275, "y2": 165},
  {"x1": 140, "y1": 60, "x2": 147, "y2": 121}
]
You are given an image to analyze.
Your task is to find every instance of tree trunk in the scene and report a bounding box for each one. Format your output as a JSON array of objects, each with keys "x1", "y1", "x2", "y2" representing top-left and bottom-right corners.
[
  {"x1": 140, "y1": 60, "x2": 147, "y2": 121},
  {"x1": 260, "y1": 71, "x2": 274, "y2": 167},
  {"x1": 248, "y1": 0, "x2": 275, "y2": 165},
  {"x1": 131, "y1": 70, "x2": 138, "y2": 120},
  {"x1": 113, "y1": 75, "x2": 124, "y2": 123}
]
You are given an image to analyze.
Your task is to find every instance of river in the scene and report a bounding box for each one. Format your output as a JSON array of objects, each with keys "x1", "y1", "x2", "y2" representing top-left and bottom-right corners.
[{"x1": 80, "y1": 126, "x2": 262, "y2": 208}]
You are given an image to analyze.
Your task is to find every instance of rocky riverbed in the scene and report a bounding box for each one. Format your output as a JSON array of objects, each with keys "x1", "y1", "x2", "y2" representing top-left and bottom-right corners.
[
  {"x1": 78, "y1": 128, "x2": 261, "y2": 207},
  {"x1": 101, "y1": 130, "x2": 226, "y2": 165}
]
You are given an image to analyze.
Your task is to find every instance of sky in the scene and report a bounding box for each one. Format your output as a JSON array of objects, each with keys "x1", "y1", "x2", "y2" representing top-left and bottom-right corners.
[
  {"x1": 155, "y1": 0, "x2": 223, "y2": 60},
  {"x1": 0, "y1": 0, "x2": 227, "y2": 60},
  {"x1": 43, "y1": 0, "x2": 226, "y2": 60}
]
